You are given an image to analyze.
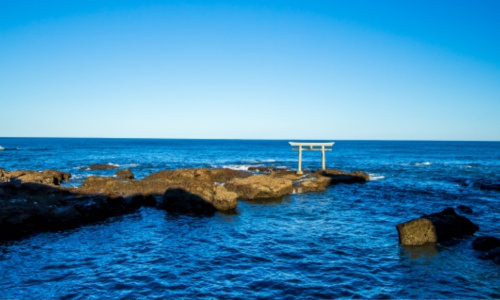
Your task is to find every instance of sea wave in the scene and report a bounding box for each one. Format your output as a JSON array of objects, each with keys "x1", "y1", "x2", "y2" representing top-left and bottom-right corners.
[
  {"x1": 223, "y1": 165, "x2": 251, "y2": 171},
  {"x1": 414, "y1": 162, "x2": 431, "y2": 166},
  {"x1": 0, "y1": 146, "x2": 21, "y2": 151},
  {"x1": 120, "y1": 163, "x2": 139, "y2": 168},
  {"x1": 369, "y1": 174, "x2": 385, "y2": 181}
]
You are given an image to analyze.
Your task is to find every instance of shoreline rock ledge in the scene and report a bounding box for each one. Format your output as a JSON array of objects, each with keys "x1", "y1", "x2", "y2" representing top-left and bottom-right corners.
[
  {"x1": 0, "y1": 166, "x2": 369, "y2": 241},
  {"x1": 396, "y1": 208, "x2": 479, "y2": 246}
]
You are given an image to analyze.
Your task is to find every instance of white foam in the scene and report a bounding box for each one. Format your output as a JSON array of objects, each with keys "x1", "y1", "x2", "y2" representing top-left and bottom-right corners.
[
  {"x1": 223, "y1": 165, "x2": 251, "y2": 171},
  {"x1": 121, "y1": 163, "x2": 139, "y2": 168},
  {"x1": 369, "y1": 174, "x2": 385, "y2": 181},
  {"x1": 414, "y1": 162, "x2": 431, "y2": 166},
  {"x1": 107, "y1": 163, "x2": 120, "y2": 167},
  {"x1": 261, "y1": 159, "x2": 276, "y2": 163},
  {"x1": 0, "y1": 145, "x2": 4, "y2": 151}
]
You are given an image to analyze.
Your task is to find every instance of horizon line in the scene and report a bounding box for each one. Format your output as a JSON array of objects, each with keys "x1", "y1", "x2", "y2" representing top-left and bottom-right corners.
[{"x1": 1, "y1": 136, "x2": 499, "y2": 143}]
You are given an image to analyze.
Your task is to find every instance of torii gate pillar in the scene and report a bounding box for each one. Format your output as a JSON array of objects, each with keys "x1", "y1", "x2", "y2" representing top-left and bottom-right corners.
[{"x1": 289, "y1": 142, "x2": 334, "y2": 175}]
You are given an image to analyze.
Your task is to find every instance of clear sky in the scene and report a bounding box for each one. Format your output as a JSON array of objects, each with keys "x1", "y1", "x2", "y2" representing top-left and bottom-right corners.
[{"x1": 1, "y1": 0, "x2": 499, "y2": 140}]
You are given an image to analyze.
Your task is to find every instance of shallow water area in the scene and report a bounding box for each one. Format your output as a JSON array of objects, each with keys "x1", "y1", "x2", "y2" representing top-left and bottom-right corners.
[{"x1": 1, "y1": 138, "x2": 500, "y2": 298}]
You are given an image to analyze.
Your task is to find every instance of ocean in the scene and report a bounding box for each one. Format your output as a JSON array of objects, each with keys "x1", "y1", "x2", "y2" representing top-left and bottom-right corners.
[{"x1": 0, "y1": 138, "x2": 499, "y2": 299}]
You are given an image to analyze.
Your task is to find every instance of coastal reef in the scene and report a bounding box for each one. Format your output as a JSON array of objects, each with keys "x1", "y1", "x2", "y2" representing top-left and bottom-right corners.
[{"x1": 0, "y1": 167, "x2": 369, "y2": 241}]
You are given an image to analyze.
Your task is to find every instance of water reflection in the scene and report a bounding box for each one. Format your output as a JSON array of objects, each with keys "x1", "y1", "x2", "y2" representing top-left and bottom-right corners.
[{"x1": 400, "y1": 243, "x2": 439, "y2": 261}]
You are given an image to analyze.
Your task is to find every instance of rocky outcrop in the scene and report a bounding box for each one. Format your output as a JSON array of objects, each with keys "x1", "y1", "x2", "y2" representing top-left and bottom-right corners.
[
  {"x1": 321, "y1": 169, "x2": 370, "y2": 184},
  {"x1": 0, "y1": 182, "x2": 142, "y2": 241},
  {"x1": 143, "y1": 168, "x2": 251, "y2": 184},
  {"x1": 1, "y1": 166, "x2": 369, "y2": 241},
  {"x1": 87, "y1": 164, "x2": 119, "y2": 170},
  {"x1": 160, "y1": 188, "x2": 216, "y2": 215},
  {"x1": 225, "y1": 175, "x2": 293, "y2": 200},
  {"x1": 115, "y1": 169, "x2": 134, "y2": 180},
  {"x1": 294, "y1": 175, "x2": 332, "y2": 193},
  {"x1": 213, "y1": 186, "x2": 238, "y2": 211},
  {"x1": 396, "y1": 208, "x2": 479, "y2": 246},
  {"x1": 0, "y1": 168, "x2": 70, "y2": 185},
  {"x1": 80, "y1": 170, "x2": 240, "y2": 211}
]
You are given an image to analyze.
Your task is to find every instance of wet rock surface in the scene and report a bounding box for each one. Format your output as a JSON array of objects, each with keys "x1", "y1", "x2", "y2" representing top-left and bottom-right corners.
[
  {"x1": 87, "y1": 164, "x2": 119, "y2": 170},
  {"x1": 115, "y1": 169, "x2": 134, "y2": 180},
  {"x1": 0, "y1": 182, "x2": 140, "y2": 241},
  {"x1": 396, "y1": 208, "x2": 479, "y2": 246},
  {"x1": 0, "y1": 166, "x2": 369, "y2": 241},
  {"x1": 225, "y1": 175, "x2": 294, "y2": 200},
  {"x1": 0, "y1": 168, "x2": 70, "y2": 185}
]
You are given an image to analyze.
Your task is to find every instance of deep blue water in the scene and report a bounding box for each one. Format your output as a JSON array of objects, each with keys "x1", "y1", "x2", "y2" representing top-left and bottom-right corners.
[{"x1": 1, "y1": 138, "x2": 500, "y2": 299}]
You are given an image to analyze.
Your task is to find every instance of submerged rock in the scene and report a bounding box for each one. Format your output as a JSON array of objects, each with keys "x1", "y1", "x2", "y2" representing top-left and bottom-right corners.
[
  {"x1": 477, "y1": 183, "x2": 500, "y2": 192},
  {"x1": 396, "y1": 208, "x2": 479, "y2": 246},
  {"x1": 473, "y1": 236, "x2": 500, "y2": 251},
  {"x1": 88, "y1": 164, "x2": 119, "y2": 170}
]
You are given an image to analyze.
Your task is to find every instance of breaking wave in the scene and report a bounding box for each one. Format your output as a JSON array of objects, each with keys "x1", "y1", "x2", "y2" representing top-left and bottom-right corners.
[
  {"x1": 222, "y1": 165, "x2": 252, "y2": 171},
  {"x1": 369, "y1": 174, "x2": 385, "y2": 181}
]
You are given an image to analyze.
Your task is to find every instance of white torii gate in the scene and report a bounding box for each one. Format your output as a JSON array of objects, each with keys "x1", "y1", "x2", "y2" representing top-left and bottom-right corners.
[{"x1": 289, "y1": 142, "x2": 334, "y2": 175}]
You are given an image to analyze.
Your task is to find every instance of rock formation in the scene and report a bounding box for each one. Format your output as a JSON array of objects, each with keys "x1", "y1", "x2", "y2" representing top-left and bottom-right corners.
[
  {"x1": 0, "y1": 166, "x2": 369, "y2": 241},
  {"x1": 115, "y1": 169, "x2": 134, "y2": 180},
  {"x1": 396, "y1": 208, "x2": 479, "y2": 246},
  {"x1": 0, "y1": 168, "x2": 70, "y2": 185}
]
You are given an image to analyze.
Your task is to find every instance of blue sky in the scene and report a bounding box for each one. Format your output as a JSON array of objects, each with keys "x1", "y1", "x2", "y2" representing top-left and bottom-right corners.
[{"x1": 1, "y1": 0, "x2": 499, "y2": 140}]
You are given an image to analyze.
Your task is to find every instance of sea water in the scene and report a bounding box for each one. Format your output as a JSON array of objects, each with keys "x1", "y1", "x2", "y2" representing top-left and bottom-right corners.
[{"x1": 0, "y1": 138, "x2": 499, "y2": 299}]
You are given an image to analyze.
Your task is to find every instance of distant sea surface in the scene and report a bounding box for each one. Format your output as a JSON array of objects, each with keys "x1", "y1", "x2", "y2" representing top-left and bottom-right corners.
[{"x1": 1, "y1": 138, "x2": 500, "y2": 299}]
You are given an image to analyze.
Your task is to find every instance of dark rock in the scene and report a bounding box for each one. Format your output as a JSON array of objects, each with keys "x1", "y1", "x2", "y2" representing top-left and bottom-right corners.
[
  {"x1": 473, "y1": 236, "x2": 500, "y2": 251},
  {"x1": 88, "y1": 164, "x2": 119, "y2": 170},
  {"x1": 115, "y1": 169, "x2": 134, "y2": 180},
  {"x1": 479, "y1": 247, "x2": 500, "y2": 260},
  {"x1": 0, "y1": 181, "x2": 141, "y2": 241},
  {"x1": 160, "y1": 188, "x2": 216, "y2": 215},
  {"x1": 457, "y1": 205, "x2": 473, "y2": 214},
  {"x1": 478, "y1": 184, "x2": 500, "y2": 192},
  {"x1": 143, "y1": 195, "x2": 158, "y2": 207},
  {"x1": 321, "y1": 169, "x2": 370, "y2": 184},
  {"x1": 423, "y1": 208, "x2": 479, "y2": 240},
  {"x1": 396, "y1": 207, "x2": 479, "y2": 246},
  {"x1": 248, "y1": 166, "x2": 276, "y2": 173}
]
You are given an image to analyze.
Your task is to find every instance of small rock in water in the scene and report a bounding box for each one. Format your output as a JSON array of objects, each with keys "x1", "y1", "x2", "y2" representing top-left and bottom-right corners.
[
  {"x1": 473, "y1": 236, "x2": 500, "y2": 251},
  {"x1": 396, "y1": 207, "x2": 479, "y2": 246},
  {"x1": 88, "y1": 164, "x2": 119, "y2": 170}
]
